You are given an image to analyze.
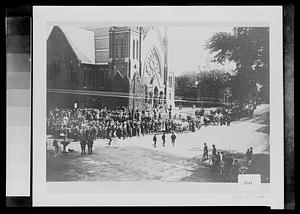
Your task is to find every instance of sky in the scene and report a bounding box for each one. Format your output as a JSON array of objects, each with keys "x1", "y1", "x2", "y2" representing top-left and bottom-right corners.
[{"x1": 166, "y1": 26, "x2": 236, "y2": 76}]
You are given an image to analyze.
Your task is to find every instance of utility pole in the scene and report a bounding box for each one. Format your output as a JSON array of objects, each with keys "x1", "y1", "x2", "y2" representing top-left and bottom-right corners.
[
  {"x1": 163, "y1": 27, "x2": 168, "y2": 106},
  {"x1": 132, "y1": 72, "x2": 136, "y2": 120}
]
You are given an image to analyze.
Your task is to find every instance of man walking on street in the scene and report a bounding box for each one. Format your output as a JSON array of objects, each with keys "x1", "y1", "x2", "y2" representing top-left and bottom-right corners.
[
  {"x1": 226, "y1": 115, "x2": 231, "y2": 126},
  {"x1": 53, "y1": 139, "x2": 59, "y2": 155},
  {"x1": 212, "y1": 144, "x2": 217, "y2": 157},
  {"x1": 153, "y1": 133, "x2": 157, "y2": 148},
  {"x1": 87, "y1": 136, "x2": 94, "y2": 154},
  {"x1": 203, "y1": 143, "x2": 208, "y2": 160},
  {"x1": 80, "y1": 137, "x2": 86, "y2": 155},
  {"x1": 246, "y1": 148, "x2": 252, "y2": 163},
  {"x1": 171, "y1": 132, "x2": 176, "y2": 147},
  {"x1": 232, "y1": 160, "x2": 240, "y2": 182},
  {"x1": 249, "y1": 147, "x2": 253, "y2": 161},
  {"x1": 162, "y1": 132, "x2": 166, "y2": 147},
  {"x1": 227, "y1": 154, "x2": 234, "y2": 174}
]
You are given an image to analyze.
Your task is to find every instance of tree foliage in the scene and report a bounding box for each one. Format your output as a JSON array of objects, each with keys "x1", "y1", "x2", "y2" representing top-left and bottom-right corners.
[
  {"x1": 206, "y1": 27, "x2": 269, "y2": 104},
  {"x1": 175, "y1": 70, "x2": 230, "y2": 100}
]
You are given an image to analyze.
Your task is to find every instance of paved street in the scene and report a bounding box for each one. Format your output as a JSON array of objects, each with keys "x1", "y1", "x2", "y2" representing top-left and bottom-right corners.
[{"x1": 47, "y1": 104, "x2": 269, "y2": 182}]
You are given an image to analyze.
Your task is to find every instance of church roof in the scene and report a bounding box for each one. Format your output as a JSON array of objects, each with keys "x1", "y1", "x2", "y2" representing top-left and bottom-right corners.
[
  {"x1": 50, "y1": 26, "x2": 96, "y2": 64},
  {"x1": 143, "y1": 26, "x2": 166, "y2": 51},
  {"x1": 143, "y1": 27, "x2": 152, "y2": 39}
]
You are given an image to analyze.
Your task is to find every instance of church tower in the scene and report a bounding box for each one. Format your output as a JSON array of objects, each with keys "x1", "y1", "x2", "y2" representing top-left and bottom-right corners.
[
  {"x1": 108, "y1": 26, "x2": 142, "y2": 80},
  {"x1": 107, "y1": 26, "x2": 144, "y2": 109}
]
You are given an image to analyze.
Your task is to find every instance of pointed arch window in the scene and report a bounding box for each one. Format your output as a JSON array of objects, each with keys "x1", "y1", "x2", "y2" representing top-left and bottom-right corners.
[
  {"x1": 136, "y1": 40, "x2": 139, "y2": 60},
  {"x1": 133, "y1": 40, "x2": 135, "y2": 59},
  {"x1": 115, "y1": 38, "x2": 119, "y2": 58},
  {"x1": 121, "y1": 38, "x2": 125, "y2": 58}
]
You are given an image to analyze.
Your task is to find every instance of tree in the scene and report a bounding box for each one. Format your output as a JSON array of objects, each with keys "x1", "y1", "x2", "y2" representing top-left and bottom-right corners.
[
  {"x1": 175, "y1": 72, "x2": 198, "y2": 99},
  {"x1": 175, "y1": 69, "x2": 230, "y2": 103},
  {"x1": 206, "y1": 27, "x2": 269, "y2": 104},
  {"x1": 197, "y1": 69, "x2": 230, "y2": 99}
]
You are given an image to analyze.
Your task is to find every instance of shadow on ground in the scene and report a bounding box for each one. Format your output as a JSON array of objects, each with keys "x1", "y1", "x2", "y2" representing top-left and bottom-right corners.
[
  {"x1": 47, "y1": 146, "x2": 194, "y2": 182},
  {"x1": 247, "y1": 153, "x2": 270, "y2": 183},
  {"x1": 180, "y1": 152, "x2": 270, "y2": 183}
]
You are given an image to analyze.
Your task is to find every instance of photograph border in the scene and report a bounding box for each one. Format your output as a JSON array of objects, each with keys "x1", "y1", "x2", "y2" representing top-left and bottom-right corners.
[{"x1": 32, "y1": 6, "x2": 283, "y2": 208}]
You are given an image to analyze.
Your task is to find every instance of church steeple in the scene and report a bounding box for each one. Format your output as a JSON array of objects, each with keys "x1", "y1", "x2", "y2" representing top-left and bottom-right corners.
[{"x1": 163, "y1": 27, "x2": 168, "y2": 86}]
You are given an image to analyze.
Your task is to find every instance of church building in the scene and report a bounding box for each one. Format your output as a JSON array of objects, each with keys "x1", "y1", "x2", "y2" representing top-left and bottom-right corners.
[{"x1": 47, "y1": 25, "x2": 175, "y2": 111}]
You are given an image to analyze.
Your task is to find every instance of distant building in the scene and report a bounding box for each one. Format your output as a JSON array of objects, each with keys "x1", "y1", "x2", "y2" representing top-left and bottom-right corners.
[{"x1": 47, "y1": 25, "x2": 175, "y2": 110}]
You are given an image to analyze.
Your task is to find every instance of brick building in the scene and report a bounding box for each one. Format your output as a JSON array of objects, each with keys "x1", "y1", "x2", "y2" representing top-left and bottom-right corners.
[{"x1": 47, "y1": 25, "x2": 175, "y2": 111}]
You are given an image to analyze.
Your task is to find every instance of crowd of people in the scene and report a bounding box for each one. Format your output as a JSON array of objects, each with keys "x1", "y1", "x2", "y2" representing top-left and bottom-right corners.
[
  {"x1": 47, "y1": 106, "x2": 220, "y2": 146},
  {"x1": 194, "y1": 102, "x2": 257, "y2": 126},
  {"x1": 47, "y1": 106, "x2": 192, "y2": 155},
  {"x1": 47, "y1": 103, "x2": 250, "y2": 144},
  {"x1": 202, "y1": 143, "x2": 253, "y2": 182},
  {"x1": 195, "y1": 108, "x2": 234, "y2": 126}
]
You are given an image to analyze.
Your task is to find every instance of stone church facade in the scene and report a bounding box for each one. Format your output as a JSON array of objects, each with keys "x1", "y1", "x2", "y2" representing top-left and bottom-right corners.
[{"x1": 47, "y1": 25, "x2": 175, "y2": 111}]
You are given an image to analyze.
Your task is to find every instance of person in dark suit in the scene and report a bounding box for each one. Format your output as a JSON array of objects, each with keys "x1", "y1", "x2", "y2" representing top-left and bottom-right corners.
[
  {"x1": 203, "y1": 143, "x2": 208, "y2": 160},
  {"x1": 162, "y1": 132, "x2": 166, "y2": 147},
  {"x1": 249, "y1": 147, "x2": 253, "y2": 161},
  {"x1": 226, "y1": 115, "x2": 231, "y2": 126},
  {"x1": 232, "y1": 159, "x2": 240, "y2": 182},
  {"x1": 246, "y1": 148, "x2": 251, "y2": 162},
  {"x1": 87, "y1": 136, "x2": 94, "y2": 154},
  {"x1": 227, "y1": 154, "x2": 234, "y2": 174},
  {"x1": 212, "y1": 144, "x2": 217, "y2": 157},
  {"x1": 53, "y1": 139, "x2": 59, "y2": 155},
  {"x1": 153, "y1": 134, "x2": 157, "y2": 148},
  {"x1": 171, "y1": 132, "x2": 176, "y2": 147},
  {"x1": 80, "y1": 137, "x2": 86, "y2": 155}
]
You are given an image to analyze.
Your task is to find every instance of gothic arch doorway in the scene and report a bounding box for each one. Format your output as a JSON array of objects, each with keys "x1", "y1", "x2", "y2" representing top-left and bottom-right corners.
[{"x1": 159, "y1": 91, "x2": 164, "y2": 104}]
